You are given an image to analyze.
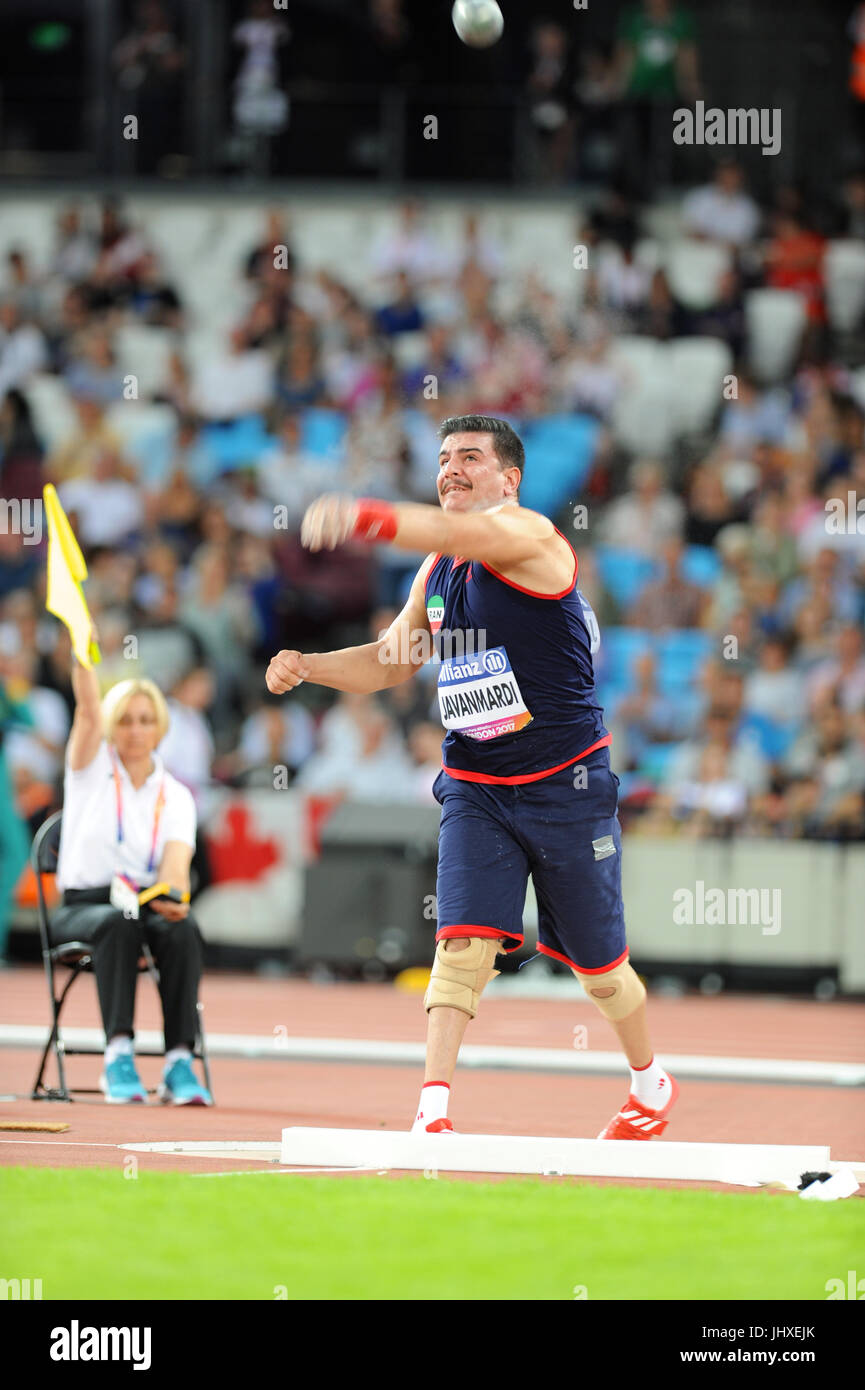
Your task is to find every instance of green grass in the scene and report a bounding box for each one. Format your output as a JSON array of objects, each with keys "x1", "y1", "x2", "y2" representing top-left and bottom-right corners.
[{"x1": 2, "y1": 1166, "x2": 862, "y2": 1300}]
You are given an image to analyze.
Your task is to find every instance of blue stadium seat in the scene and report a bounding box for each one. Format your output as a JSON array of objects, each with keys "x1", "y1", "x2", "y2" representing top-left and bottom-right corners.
[
  {"x1": 202, "y1": 414, "x2": 273, "y2": 470},
  {"x1": 741, "y1": 712, "x2": 798, "y2": 761},
  {"x1": 594, "y1": 627, "x2": 654, "y2": 687},
  {"x1": 594, "y1": 548, "x2": 659, "y2": 608},
  {"x1": 655, "y1": 630, "x2": 714, "y2": 688},
  {"x1": 518, "y1": 415, "x2": 599, "y2": 518},
  {"x1": 637, "y1": 742, "x2": 682, "y2": 783},
  {"x1": 300, "y1": 409, "x2": 348, "y2": 461},
  {"x1": 681, "y1": 545, "x2": 722, "y2": 588}
]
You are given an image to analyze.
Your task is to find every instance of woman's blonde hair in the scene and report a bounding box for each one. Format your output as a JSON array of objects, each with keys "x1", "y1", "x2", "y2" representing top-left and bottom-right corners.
[{"x1": 101, "y1": 679, "x2": 170, "y2": 743}]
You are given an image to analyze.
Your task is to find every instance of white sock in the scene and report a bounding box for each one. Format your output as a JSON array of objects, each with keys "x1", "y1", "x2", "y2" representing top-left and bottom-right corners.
[
  {"x1": 412, "y1": 1081, "x2": 449, "y2": 1132},
  {"x1": 105, "y1": 1035, "x2": 133, "y2": 1065},
  {"x1": 164, "y1": 1047, "x2": 192, "y2": 1070},
  {"x1": 629, "y1": 1057, "x2": 671, "y2": 1110}
]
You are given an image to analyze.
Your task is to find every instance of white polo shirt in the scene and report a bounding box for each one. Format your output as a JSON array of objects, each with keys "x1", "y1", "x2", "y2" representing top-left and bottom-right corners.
[{"x1": 56, "y1": 740, "x2": 197, "y2": 892}]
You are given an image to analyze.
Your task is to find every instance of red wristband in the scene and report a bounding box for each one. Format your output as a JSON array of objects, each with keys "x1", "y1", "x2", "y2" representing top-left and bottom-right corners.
[{"x1": 352, "y1": 499, "x2": 398, "y2": 544}]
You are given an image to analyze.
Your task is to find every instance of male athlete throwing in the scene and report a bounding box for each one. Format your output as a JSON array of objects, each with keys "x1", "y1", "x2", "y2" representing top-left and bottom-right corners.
[{"x1": 266, "y1": 415, "x2": 678, "y2": 1140}]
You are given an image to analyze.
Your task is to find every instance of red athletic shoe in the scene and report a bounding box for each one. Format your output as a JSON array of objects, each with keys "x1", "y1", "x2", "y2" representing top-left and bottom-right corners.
[
  {"x1": 411, "y1": 1117, "x2": 455, "y2": 1135},
  {"x1": 598, "y1": 1075, "x2": 679, "y2": 1140}
]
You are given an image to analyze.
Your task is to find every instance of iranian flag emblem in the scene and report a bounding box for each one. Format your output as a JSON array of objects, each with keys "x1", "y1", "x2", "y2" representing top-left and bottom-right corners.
[{"x1": 427, "y1": 595, "x2": 445, "y2": 634}]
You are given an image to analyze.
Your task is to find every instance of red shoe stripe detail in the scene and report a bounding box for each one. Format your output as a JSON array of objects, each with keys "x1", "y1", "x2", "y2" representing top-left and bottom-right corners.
[{"x1": 599, "y1": 1076, "x2": 679, "y2": 1140}]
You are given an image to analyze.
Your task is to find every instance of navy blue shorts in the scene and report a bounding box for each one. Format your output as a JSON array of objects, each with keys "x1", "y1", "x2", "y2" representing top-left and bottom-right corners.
[{"x1": 432, "y1": 749, "x2": 627, "y2": 974}]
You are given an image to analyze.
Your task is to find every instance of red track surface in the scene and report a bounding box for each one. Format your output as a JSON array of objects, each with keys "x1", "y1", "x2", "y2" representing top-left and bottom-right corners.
[{"x1": 1, "y1": 967, "x2": 863, "y2": 1188}]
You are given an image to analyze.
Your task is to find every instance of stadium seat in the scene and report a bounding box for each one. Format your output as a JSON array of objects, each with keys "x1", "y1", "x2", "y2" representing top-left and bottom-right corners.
[
  {"x1": 0, "y1": 200, "x2": 55, "y2": 269},
  {"x1": 115, "y1": 324, "x2": 175, "y2": 399},
  {"x1": 849, "y1": 364, "x2": 865, "y2": 414},
  {"x1": 654, "y1": 629, "x2": 714, "y2": 695},
  {"x1": 741, "y1": 712, "x2": 797, "y2": 761},
  {"x1": 139, "y1": 202, "x2": 219, "y2": 281},
  {"x1": 607, "y1": 337, "x2": 679, "y2": 453},
  {"x1": 824, "y1": 239, "x2": 865, "y2": 333},
  {"x1": 28, "y1": 811, "x2": 213, "y2": 1104},
  {"x1": 201, "y1": 414, "x2": 274, "y2": 470},
  {"x1": 105, "y1": 402, "x2": 177, "y2": 459},
  {"x1": 637, "y1": 741, "x2": 681, "y2": 782},
  {"x1": 594, "y1": 626, "x2": 654, "y2": 686},
  {"x1": 608, "y1": 335, "x2": 666, "y2": 390},
  {"x1": 299, "y1": 408, "x2": 348, "y2": 461},
  {"x1": 663, "y1": 239, "x2": 731, "y2": 310},
  {"x1": 680, "y1": 544, "x2": 722, "y2": 588},
  {"x1": 667, "y1": 338, "x2": 733, "y2": 435},
  {"x1": 595, "y1": 549, "x2": 660, "y2": 608},
  {"x1": 23, "y1": 374, "x2": 78, "y2": 452},
  {"x1": 611, "y1": 366, "x2": 678, "y2": 456},
  {"x1": 633, "y1": 237, "x2": 662, "y2": 274},
  {"x1": 745, "y1": 289, "x2": 807, "y2": 383},
  {"x1": 640, "y1": 198, "x2": 685, "y2": 243},
  {"x1": 518, "y1": 414, "x2": 599, "y2": 518}
]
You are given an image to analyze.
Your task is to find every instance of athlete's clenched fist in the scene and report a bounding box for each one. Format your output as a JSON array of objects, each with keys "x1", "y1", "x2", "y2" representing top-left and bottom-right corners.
[
  {"x1": 301, "y1": 494, "x2": 359, "y2": 551},
  {"x1": 266, "y1": 649, "x2": 309, "y2": 694}
]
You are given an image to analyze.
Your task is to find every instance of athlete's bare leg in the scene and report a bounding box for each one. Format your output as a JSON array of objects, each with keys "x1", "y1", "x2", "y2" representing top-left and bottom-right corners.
[
  {"x1": 605, "y1": 997, "x2": 652, "y2": 1070},
  {"x1": 423, "y1": 938, "x2": 472, "y2": 1083}
]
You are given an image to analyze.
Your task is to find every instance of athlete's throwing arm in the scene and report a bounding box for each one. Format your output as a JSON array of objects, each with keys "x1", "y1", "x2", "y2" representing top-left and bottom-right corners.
[{"x1": 266, "y1": 417, "x2": 678, "y2": 1140}]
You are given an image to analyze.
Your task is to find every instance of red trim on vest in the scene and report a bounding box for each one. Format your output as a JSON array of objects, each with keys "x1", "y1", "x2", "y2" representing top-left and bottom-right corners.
[
  {"x1": 441, "y1": 733, "x2": 612, "y2": 786},
  {"x1": 480, "y1": 526, "x2": 578, "y2": 599},
  {"x1": 537, "y1": 943, "x2": 630, "y2": 975}
]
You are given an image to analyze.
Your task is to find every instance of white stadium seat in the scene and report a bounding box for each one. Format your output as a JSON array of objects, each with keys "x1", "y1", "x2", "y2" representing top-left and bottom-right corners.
[
  {"x1": 745, "y1": 288, "x2": 808, "y2": 384},
  {"x1": 667, "y1": 337, "x2": 733, "y2": 434},
  {"x1": 105, "y1": 401, "x2": 177, "y2": 451},
  {"x1": 824, "y1": 239, "x2": 865, "y2": 333},
  {"x1": 23, "y1": 374, "x2": 78, "y2": 452},
  {"x1": 848, "y1": 364, "x2": 865, "y2": 413},
  {"x1": 608, "y1": 335, "x2": 667, "y2": 390},
  {"x1": 663, "y1": 239, "x2": 731, "y2": 311},
  {"x1": 611, "y1": 361, "x2": 678, "y2": 456},
  {"x1": 115, "y1": 324, "x2": 176, "y2": 400}
]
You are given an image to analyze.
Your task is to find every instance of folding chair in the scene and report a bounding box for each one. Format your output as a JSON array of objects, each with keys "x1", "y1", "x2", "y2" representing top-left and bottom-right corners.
[{"x1": 30, "y1": 810, "x2": 214, "y2": 1102}]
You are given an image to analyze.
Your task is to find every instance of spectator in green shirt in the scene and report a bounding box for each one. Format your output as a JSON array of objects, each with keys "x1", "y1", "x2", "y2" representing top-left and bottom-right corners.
[
  {"x1": 616, "y1": 0, "x2": 699, "y2": 103},
  {"x1": 614, "y1": 0, "x2": 701, "y2": 195}
]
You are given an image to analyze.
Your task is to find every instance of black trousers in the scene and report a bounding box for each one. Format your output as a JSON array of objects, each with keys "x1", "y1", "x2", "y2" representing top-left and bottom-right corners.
[{"x1": 50, "y1": 895, "x2": 204, "y2": 1053}]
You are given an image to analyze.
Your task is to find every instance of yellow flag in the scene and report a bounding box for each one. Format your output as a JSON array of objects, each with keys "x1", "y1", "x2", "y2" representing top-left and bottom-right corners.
[{"x1": 43, "y1": 484, "x2": 101, "y2": 668}]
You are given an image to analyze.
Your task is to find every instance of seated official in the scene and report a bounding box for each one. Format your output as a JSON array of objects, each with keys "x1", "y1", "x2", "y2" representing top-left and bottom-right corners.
[{"x1": 52, "y1": 655, "x2": 212, "y2": 1105}]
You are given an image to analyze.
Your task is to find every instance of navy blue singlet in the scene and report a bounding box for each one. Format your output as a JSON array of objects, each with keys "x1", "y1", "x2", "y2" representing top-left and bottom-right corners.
[{"x1": 423, "y1": 526, "x2": 611, "y2": 784}]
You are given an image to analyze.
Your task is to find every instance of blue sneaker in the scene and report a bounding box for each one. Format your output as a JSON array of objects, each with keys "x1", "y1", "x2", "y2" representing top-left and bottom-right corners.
[
  {"x1": 100, "y1": 1055, "x2": 147, "y2": 1104},
  {"x1": 159, "y1": 1057, "x2": 213, "y2": 1106}
]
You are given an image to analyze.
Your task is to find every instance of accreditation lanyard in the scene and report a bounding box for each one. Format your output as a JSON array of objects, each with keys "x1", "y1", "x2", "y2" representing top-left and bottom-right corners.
[{"x1": 109, "y1": 748, "x2": 166, "y2": 876}]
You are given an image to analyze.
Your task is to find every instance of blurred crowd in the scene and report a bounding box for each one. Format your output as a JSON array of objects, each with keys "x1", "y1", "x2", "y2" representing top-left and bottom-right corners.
[{"x1": 0, "y1": 159, "x2": 864, "y2": 856}]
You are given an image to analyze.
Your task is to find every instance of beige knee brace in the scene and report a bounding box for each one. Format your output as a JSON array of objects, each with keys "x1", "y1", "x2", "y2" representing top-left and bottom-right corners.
[
  {"x1": 424, "y1": 937, "x2": 503, "y2": 1018},
  {"x1": 572, "y1": 959, "x2": 646, "y2": 1021}
]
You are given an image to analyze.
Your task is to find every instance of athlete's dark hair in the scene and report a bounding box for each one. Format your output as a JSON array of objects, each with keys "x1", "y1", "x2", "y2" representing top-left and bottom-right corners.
[{"x1": 438, "y1": 415, "x2": 525, "y2": 484}]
